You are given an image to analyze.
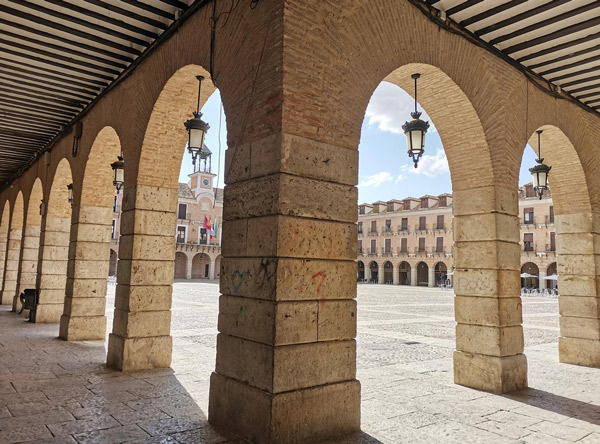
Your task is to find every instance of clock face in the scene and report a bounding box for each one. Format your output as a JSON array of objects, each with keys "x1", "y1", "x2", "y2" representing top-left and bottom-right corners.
[{"x1": 202, "y1": 178, "x2": 209, "y2": 186}]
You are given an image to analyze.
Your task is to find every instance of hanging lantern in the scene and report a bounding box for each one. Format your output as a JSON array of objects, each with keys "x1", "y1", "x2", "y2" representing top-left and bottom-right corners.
[
  {"x1": 529, "y1": 130, "x2": 551, "y2": 200},
  {"x1": 66, "y1": 183, "x2": 73, "y2": 204},
  {"x1": 402, "y1": 73, "x2": 430, "y2": 168},
  {"x1": 184, "y1": 75, "x2": 210, "y2": 167},
  {"x1": 111, "y1": 155, "x2": 124, "y2": 193}
]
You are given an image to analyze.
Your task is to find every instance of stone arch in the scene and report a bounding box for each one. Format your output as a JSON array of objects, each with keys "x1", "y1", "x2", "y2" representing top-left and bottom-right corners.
[
  {"x1": 546, "y1": 262, "x2": 558, "y2": 290},
  {"x1": 383, "y1": 261, "x2": 393, "y2": 284},
  {"x1": 434, "y1": 262, "x2": 448, "y2": 287},
  {"x1": 521, "y1": 262, "x2": 539, "y2": 289},
  {"x1": 357, "y1": 261, "x2": 365, "y2": 281},
  {"x1": 398, "y1": 261, "x2": 410, "y2": 286},
  {"x1": 36, "y1": 158, "x2": 73, "y2": 323},
  {"x1": 109, "y1": 249, "x2": 118, "y2": 277},
  {"x1": 416, "y1": 262, "x2": 429, "y2": 287},
  {"x1": 0, "y1": 202, "x2": 9, "y2": 300},
  {"x1": 59, "y1": 127, "x2": 123, "y2": 339},
  {"x1": 369, "y1": 261, "x2": 379, "y2": 283},
  {"x1": 0, "y1": 192, "x2": 24, "y2": 305},
  {"x1": 192, "y1": 253, "x2": 211, "y2": 279},
  {"x1": 174, "y1": 252, "x2": 188, "y2": 279},
  {"x1": 16, "y1": 179, "x2": 44, "y2": 302}
]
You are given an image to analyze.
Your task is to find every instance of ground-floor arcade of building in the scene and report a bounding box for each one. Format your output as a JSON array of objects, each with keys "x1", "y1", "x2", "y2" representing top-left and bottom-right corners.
[{"x1": 0, "y1": 1, "x2": 599, "y2": 443}]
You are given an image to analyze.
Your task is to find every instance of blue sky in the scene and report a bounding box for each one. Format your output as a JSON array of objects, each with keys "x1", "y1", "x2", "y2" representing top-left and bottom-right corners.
[{"x1": 179, "y1": 83, "x2": 538, "y2": 201}]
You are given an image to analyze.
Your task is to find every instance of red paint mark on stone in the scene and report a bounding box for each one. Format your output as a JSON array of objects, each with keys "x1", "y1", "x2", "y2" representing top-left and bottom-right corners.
[
  {"x1": 312, "y1": 271, "x2": 327, "y2": 293},
  {"x1": 517, "y1": 302, "x2": 522, "y2": 310}
]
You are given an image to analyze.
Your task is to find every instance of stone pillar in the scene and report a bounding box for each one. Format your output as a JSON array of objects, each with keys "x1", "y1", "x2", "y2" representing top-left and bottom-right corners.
[
  {"x1": 555, "y1": 213, "x2": 600, "y2": 367},
  {"x1": 208, "y1": 134, "x2": 360, "y2": 443},
  {"x1": 410, "y1": 266, "x2": 417, "y2": 287},
  {"x1": 538, "y1": 271, "x2": 546, "y2": 290},
  {"x1": 452, "y1": 186, "x2": 527, "y2": 393},
  {"x1": 393, "y1": 263, "x2": 399, "y2": 285},
  {"x1": 186, "y1": 256, "x2": 193, "y2": 280},
  {"x1": 13, "y1": 225, "x2": 41, "y2": 311},
  {"x1": 59, "y1": 205, "x2": 112, "y2": 341},
  {"x1": 107, "y1": 185, "x2": 175, "y2": 371},
  {"x1": 36, "y1": 216, "x2": 71, "y2": 322},
  {"x1": 0, "y1": 228, "x2": 21, "y2": 305},
  {"x1": 365, "y1": 265, "x2": 371, "y2": 282},
  {"x1": 208, "y1": 258, "x2": 216, "y2": 280},
  {"x1": 378, "y1": 263, "x2": 384, "y2": 284},
  {"x1": 428, "y1": 265, "x2": 435, "y2": 287}
]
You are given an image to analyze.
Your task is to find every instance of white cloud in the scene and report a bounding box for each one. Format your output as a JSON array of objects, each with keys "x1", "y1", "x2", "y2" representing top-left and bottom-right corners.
[
  {"x1": 360, "y1": 172, "x2": 393, "y2": 187},
  {"x1": 410, "y1": 149, "x2": 449, "y2": 178},
  {"x1": 365, "y1": 81, "x2": 436, "y2": 134},
  {"x1": 395, "y1": 174, "x2": 406, "y2": 183}
]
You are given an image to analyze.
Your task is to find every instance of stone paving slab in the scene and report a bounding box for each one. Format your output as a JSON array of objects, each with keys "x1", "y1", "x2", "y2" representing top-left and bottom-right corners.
[{"x1": 0, "y1": 283, "x2": 596, "y2": 443}]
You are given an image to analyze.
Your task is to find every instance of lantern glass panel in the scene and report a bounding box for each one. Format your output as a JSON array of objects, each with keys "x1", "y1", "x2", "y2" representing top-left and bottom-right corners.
[
  {"x1": 114, "y1": 167, "x2": 124, "y2": 184},
  {"x1": 407, "y1": 129, "x2": 423, "y2": 153},
  {"x1": 189, "y1": 128, "x2": 205, "y2": 150}
]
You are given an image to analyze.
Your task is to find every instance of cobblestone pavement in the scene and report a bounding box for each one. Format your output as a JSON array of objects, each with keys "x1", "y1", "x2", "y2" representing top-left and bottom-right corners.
[{"x1": 0, "y1": 282, "x2": 598, "y2": 443}]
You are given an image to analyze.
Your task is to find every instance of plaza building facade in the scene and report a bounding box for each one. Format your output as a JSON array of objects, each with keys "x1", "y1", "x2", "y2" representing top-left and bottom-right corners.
[
  {"x1": 110, "y1": 167, "x2": 223, "y2": 280},
  {"x1": 358, "y1": 183, "x2": 557, "y2": 289}
]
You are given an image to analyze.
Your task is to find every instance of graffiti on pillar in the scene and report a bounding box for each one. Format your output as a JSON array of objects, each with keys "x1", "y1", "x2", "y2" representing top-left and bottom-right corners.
[
  {"x1": 232, "y1": 270, "x2": 247, "y2": 294},
  {"x1": 454, "y1": 277, "x2": 494, "y2": 293},
  {"x1": 258, "y1": 258, "x2": 277, "y2": 285},
  {"x1": 312, "y1": 271, "x2": 327, "y2": 293}
]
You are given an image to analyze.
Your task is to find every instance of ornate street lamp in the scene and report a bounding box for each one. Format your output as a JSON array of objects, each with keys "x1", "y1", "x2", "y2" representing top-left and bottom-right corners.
[
  {"x1": 402, "y1": 73, "x2": 430, "y2": 168},
  {"x1": 66, "y1": 183, "x2": 73, "y2": 204},
  {"x1": 184, "y1": 75, "x2": 210, "y2": 167},
  {"x1": 111, "y1": 155, "x2": 124, "y2": 193},
  {"x1": 529, "y1": 130, "x2": 551, "y2": 200}
]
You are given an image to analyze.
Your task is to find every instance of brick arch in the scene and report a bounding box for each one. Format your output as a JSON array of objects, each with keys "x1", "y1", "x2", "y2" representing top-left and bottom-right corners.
[
  {"x1": 524, "y1": 126, "x2": 590, "y2": 216},
  {"x1": 174, "y1": 252, "x2": 188, "y2": 279},
  {"x1": 25, "y1": 179, "x2": 43, "y2": 227},
  {"x1": 383, "y1": 64, "x2": 494, "y2": 191},
  {"x1": 47, "y1": 159, "x2": 73, "y2": 220},
  {"x1": 0, "y1": 201, "x2": 8, "y2": 297},
  {"x1": 137, "y1": 64, "x2": 217, "y2": 190},
  {"x1": 0, "y1": 192, "x2": 24, "y2": 305},
  {"x1": 80, "y1": 127, "x2": 122, "y2": 209}
]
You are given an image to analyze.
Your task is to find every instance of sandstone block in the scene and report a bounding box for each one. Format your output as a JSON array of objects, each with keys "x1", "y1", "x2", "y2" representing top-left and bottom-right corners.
[
  {"x1": 559, "y1": 337, "x2": 600, "y2": 367},
  {"x1": 107, "y1": 333, "x2": 172, "y2": 371},
  {"x1": 35, "y1": 303, "x2": 63, "y2": 323},
  {"x1": 114, "y1": 285, "x2": 172, "y2": 311},
  {"x1": 456, "y1": 324, "x2": 524, "y2": 356},
  {"x1": 317, "y1": 299, "x2": 357, "y2": 341},
  {"x1": 117, "y1": 259, "x2": 174, "y2": 286},
  {"x1": 454, "y1": 240, "x2": 520, "y2": 270},
  {"x1": 120, "y1": 209, "x2": 176, "y2": 236},
  {"x1": 560, "y1": 317, "x2": 600, "y2": 340},
  {"x1": 452, "y1": 186, "x2": 518, "y2": 217},
  {"x1": 124, "y1": 185, "x2": 178, "y2": 213},
  {"x1": 454, "y1": 351, "x2": 528, "y2": 393},
  {"x1": 59, "y1": 314, "x2": 107, "y2": 341},
  {"x1": 112, "y1": 309, "x2": 171, "y2": 338},
  {"x1": 455, "y1": 296, "x2": 522, "y2": 326},
  {"x1": 454, "y1": 213, "x2": 519, "y2": 243},
  {"x1": 71, "y1": 223, "x2": 111, "y2": 243},
  {"x1": 453, "y1": 269, "x2": 520, "y2": 297},
  {"x1": 118, "y1": 234, "x2": 175, "y2": 261},
  {"x1": 559, "y1": 296, "x2": 600, "y2": 318},
  {"x1": 63, "y1": 296, "x2": 106, "y2": 317}
]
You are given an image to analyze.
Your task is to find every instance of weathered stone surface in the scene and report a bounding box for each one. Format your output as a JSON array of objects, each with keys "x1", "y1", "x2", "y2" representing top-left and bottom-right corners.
[
  {"x1": 454, "y1": 296, "x2": 522, "y2": 326},
  {"x1": 456, "y1": 324, "x2": 524, "y2": 356},
  {"x1": 107, "y1": 334, "x2": 172, "y2": 371},
  {"x1": 59, "y1": 315, "x2": 106, "y2": 341},
  {"x1": 559, "y1": 337, "x2": 600, "y2": 367},
  {"x1": 454, "y1": 351, "x2": 528, "y2": 393}
]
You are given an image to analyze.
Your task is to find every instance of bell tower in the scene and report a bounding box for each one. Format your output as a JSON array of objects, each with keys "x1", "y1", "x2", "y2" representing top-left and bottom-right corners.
[{"x1": 188, "y1": 144, "x2": 217, "y2": 199}]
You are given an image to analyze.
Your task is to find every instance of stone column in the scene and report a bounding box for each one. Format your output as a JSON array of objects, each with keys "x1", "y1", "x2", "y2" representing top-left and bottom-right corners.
[
  {"x1": 0, "y1": 228, "x2": 21, "y2": 305},
  {"x1": 36, "y1": 216, "x2": 71, "y2": 323},
  {"x1": 59, "y1": 205, "x2": 112, "y2": 341},
  {"x1": 14, "y1": 225, "x2": 41, "y2": 311},
  {"x1": 452, "y1": 186, "x2": 527, "y2": 393},
  {"x1": 538, "y1": 271, "x2": 546, "y2": 290},
  {"x1": 378, "y1": 263, "x2": 384, "y2": 284},
  {"x1": 410, "y1": 266, "x2": 417, "y2": 286},
  {"x1": 555, "y1": 213, "x2": 600, "y2": 367},
  {"x1": 428, "y1": 265, "x2": 435, "y2": 287},
  {"x1": 186, "y1": 256, "x2": 193, "y2": 280},
  {"x1": 208, "y1": 134, "x2": 360, "y2": 443},
  {"x1": 208, "y1": 257, "x2": 216, "y2": 280},
  {"x1": 107, "y1": 185, "x2": 175, "y2": 370},
  {"x1": 365, "y1": 265, "x2": 371, "y2": 283},
  {"x1": 393, "y1": 263, "x2": 399, "y2": 285}
]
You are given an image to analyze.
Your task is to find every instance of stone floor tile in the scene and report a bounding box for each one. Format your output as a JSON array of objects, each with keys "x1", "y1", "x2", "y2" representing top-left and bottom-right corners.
[
  {"x1": 112, "y1": 408, "x2": 172, "y2": 425},
  {"x1": 526, "y1": 420, "x2": 593, "y2": 441},
  {"x1": 418, "y1": 419, "x2": 519, "y2": 444},
  {"x1": 521, "y1": 431, "x2": 571, "y2": 443},
  {"x1": 11, "y1": 376, "x2": 87, "y2": 394},
  {"x1": 137, "y1": 417, "x2": 208, "y2": 437},
  {"x1": 67, "y1": 401, "x2": 133, "y2": 420},
  {"x1": 87, "y1": 379, "x2": 155, "y2": 396},
  {"x1": 73, "y1": 424, "x2": 150, "y2": 444},
  {"x1": 484, "y1": 410, "x2": 543, "y2": 428},
  {"x1": 47, "y1": 415, "x2": 121, "y2": 437},
  {"x1": 475, "y1": 419, "x2": 532, "y2": 440},
  {"x1": 389, "y1": 411, "x2": 442, "y2": 429},
  {"x1": 170, "y1": 426, "x2": 232, "y2": 444},
  {"x1": 578, "y1": 433, "x2": 600, "y2": 444},
  {"x1": 23, "y1": 437, "x2": 78, "y2": 444},
  {"x1": 0, "y1": 409, "x2": 74, "y2": 430},
  {"x1": 0, "y1": 424, "x2": 53, "y2": 443},
  {"x1": 0, "y1": 408, "x2": 9, "y2": 419}
]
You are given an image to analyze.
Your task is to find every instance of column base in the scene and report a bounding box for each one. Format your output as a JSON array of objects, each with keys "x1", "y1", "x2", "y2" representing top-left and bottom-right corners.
[
  {"x1": 559, "y1": 337, "x2": 600, "y2": 367},
  {"x1": 0, "y1": 290, "x2": 14, "y2": 306},
  {"x1": 59, "y1": 315, "x2": 107, "y2": 341},
  {"x1": 11, "y1": 295, "x2": 19, "y2": 313},
  {"x1": 454, "y1": 351, "x2": 528, "y2": 393},
  {"x1": 35, "y1": 304, "x2": 63, "y2": 323},
  {"x1": 209, "y1": 373, "x2": 360, "y2": 444},
  {"x1": 107, "y1": 333, "x2": 172, "y2": 371}
]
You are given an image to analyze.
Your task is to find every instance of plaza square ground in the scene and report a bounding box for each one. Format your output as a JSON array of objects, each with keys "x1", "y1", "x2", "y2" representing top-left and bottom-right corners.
[{"x1": 0, "y1": 282, "x2": 598, "y2": 443}]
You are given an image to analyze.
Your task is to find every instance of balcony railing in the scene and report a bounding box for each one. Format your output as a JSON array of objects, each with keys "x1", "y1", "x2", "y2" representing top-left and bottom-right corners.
[
  {"x1": 414, "y1": 224, "x2": 428, "y2": 232},
  {"x1": 368, "y1": 229, "x2": 379, "y2": 235},
  {"x1": 382, "y1": 226, "x2": 394, "y2": 234}
]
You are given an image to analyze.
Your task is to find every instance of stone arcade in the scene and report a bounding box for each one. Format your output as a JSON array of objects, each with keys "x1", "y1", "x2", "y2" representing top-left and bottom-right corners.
[{"x1": 0, "y1": 1, "x2": 599, "y2": 443}]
